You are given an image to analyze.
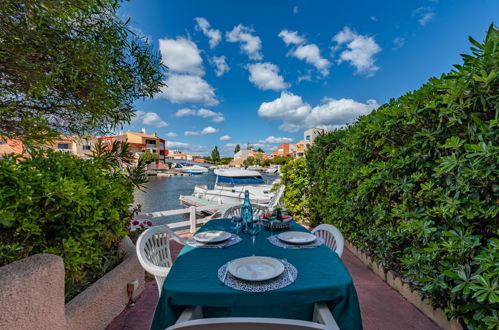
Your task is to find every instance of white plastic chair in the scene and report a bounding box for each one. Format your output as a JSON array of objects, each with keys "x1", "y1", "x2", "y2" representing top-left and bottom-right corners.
[
  {"x1": 136, "y1": 224, "x2": 186, "y2": 294},
  {"x1": 267, "y1": 185, "x2": 285, "y2": 211},
  {"x1": 222, "y1": 203, "x2": 267, "y2": 219},
  {"x1": 168, "y1": 303, "x2": 339, "y2": 330},
  {"x1": 312, "y1": 224, "x2": 345, "y2": 257}
]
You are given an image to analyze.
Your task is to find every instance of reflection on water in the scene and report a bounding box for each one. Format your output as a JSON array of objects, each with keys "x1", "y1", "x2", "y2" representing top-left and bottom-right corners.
[{"x1": 133, "y1": 171, "x2": 278, "y2": 226}]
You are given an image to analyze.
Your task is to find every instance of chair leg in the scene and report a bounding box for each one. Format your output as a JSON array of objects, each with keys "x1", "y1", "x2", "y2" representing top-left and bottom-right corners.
[
  {"x1": 175, "y1": 306, "x2": 204, "y2": 324},
  {"x1": 313, "y1": 302, "x2": 340, "y2": 330}
]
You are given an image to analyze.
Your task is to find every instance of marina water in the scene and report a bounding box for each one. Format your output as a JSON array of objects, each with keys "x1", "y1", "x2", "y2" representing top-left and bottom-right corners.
[{"x1": 134, "y1": 171, "x2": 278, "y2": 227}]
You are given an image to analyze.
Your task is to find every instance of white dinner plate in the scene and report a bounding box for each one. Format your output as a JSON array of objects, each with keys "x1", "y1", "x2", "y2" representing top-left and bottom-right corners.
[
  {"x1": 193, "y1": 230, "x2": 232, "y2": 243},
  {"x1": 228, "y1": 256, "x2": 284, "y2": 281},
  {"x1": 277, "y1": 231, "x2": 316, "y2": 245}
]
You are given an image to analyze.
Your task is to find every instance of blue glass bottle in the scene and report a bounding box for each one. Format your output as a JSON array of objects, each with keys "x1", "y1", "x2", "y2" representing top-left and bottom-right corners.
[{"x1": 241, "y1": 190, "x2": 253, "y2": 233}]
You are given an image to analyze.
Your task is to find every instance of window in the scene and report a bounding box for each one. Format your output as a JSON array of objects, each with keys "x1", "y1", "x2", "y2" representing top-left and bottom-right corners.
[
  {"x1": 218, "y1": 176, "x2": 265, "y2": 186},
  {"x1": 306, "y1": 135, "x2": 310, "y2": 140},
  {"x1": 82, "y1": 145, "x2": 91, "y2": 151},
  {"x1": 57, "y1": 143, "x2": 69, "y2": 150}
]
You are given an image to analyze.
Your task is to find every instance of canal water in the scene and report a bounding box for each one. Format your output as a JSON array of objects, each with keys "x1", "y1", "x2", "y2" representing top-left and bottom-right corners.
[{"x1": 133, "y1": 170, "x2": 278, "y2": 226}]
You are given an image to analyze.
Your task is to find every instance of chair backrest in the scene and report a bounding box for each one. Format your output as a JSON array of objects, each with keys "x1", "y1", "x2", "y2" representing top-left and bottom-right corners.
[
  {"x1": 267, "y1": 185, "x2": 285, "y2": 211},
  {"x1": 136, "y1": 225, "x2": 175, "y2": 271},
  {"x1": 222, "y1": 203, "x2": 267, "y2": 219},
  {"x1": 167, "y1": 317, "x2": 326, "y2": 330},
  {"x1": 312, "y1": 224, "x2": 344, "y2": 257}
]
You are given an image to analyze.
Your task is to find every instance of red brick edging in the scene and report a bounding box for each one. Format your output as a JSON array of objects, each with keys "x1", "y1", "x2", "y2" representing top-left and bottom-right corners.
[{"x1": 344, "y1": 241, "x2": 463, "y2": 330}]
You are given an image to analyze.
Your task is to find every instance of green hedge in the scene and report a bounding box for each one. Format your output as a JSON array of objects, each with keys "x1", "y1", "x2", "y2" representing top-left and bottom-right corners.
[
  {"x1": 0, "y1": 147, "x2": 140, "y2": 300},
  {"x1": 282, "y1": 26, "x2": 498, "y2": 329}
]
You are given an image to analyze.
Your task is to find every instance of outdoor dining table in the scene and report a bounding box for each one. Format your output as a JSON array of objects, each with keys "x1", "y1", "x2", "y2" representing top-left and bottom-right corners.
[{"x1": 150, "y1": 218, "x2": 362, "y2": 330}]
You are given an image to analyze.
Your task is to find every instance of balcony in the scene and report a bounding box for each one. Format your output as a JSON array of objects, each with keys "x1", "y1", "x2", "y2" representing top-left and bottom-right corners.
[{"x1": 146, "y1": 144, "x2": 157, "y2": 149}]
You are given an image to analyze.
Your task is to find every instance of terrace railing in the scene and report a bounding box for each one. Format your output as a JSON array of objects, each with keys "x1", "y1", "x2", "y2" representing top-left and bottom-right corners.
[{"x1": 134, "y1": 202, "x2": 242, "y2": 233}]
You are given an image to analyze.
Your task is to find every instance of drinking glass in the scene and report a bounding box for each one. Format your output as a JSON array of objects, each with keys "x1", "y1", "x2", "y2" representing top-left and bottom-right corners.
[
  {"x1": 247, "y1": 218, "x2": 262, "y2": 256},
  {"x1": 231, "y1": 216, "x2": 242, "y2": 235}
]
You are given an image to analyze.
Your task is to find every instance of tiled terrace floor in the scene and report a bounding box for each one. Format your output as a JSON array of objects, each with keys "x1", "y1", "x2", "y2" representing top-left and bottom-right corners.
[{"x1": 107, "y1": 237, "x2": 441, "y2": 330}]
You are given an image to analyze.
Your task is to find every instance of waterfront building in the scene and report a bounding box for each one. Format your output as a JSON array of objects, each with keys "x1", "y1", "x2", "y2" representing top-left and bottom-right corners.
[
  {"x1": 304, "y1": 128, "x2": 326, "y2": 150},
  {"x1": 0, "y1": 136, "x2": 96, "y2": 159},
  {"x1": 271, "y1": 143, "x2": 297, "y2": 158},
  {"x1": 97, "y1": 129, "x2": 167, "y2": 163},
  {"x1": 294, "y1": 140, "x2": 305, "y2": 158}
]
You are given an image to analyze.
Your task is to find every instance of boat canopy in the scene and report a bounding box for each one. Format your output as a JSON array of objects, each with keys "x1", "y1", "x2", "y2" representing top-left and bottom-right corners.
[
  {"x1": 214, "y1": 169, "x2": 261, "y2": 177},
  {"x1": 217, "y1": 175, "x2": 265, "y2": 185}
]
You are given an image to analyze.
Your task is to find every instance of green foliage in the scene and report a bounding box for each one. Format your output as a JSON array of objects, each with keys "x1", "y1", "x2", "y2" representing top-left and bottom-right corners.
[
  {"x1": 0, "y1": 144, "x2": 145, "y2": 301},
  {"x1": 0, "y1": 0, "x2": 164, "y2": 142},
  {"x1": 280, "y1": 158, "x2": 309, "y2": 220},
  {"x1": 270, "y1": 155, "x2": 294, "y2": 165},
  {"x1": 218, "y1": 157, "x2": 233, "y2": 165},
  {"x1": 211, "y1": 146, "x2": 220, "y2": 163},
  {"x1": 281, "y1": 25, "x2": 499, "y2": 329},
  {"x1": 234, "y1": 144, "x2": 241, "y2": 154},
  {"x1": 139, "y1": 151, "x2": 159, "y2": 164}
]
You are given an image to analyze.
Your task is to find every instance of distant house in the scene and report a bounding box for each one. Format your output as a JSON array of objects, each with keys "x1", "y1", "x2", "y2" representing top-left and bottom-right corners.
[
  {"x1": 97, "y1": 129, "x2": 167, "y2": 163},
  {"x1": 271, "y1": 143, "x2": 297, "y2": 158},
  {"x1": 294, "y1": 140, "x2": 305, "y2": 158},
  {"x1": 231, "y1": 149, "x2": 269, "y2": 166},
  {"x1": 304, "y1": 128, "x2": 326, "y2": 150},
  {"x1": 0, "y1": 136, "x2": 95, "y2": 159}
]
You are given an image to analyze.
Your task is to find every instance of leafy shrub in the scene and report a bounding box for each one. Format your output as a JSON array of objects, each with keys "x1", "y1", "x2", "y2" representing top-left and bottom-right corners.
[
  {"x1": 282, "y1": 25, "x2": 498, "y2": 328},
  {"x1": 0, "y1": 144, "x2": 146, "y2": 300},
  {"x1": 280, "y1": 158, "x2": 310, "y2": 221}
]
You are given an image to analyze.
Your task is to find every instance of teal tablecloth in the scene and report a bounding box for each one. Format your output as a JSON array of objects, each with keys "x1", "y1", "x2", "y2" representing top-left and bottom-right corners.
[{"x1": 151, "y1": 219, "x2": 362, "y2": 330}]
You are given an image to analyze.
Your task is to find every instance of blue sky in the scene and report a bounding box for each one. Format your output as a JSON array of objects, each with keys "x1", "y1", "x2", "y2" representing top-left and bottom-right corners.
[{"x1": 119, "y1": 0, "x2": 498, "y2": 156}]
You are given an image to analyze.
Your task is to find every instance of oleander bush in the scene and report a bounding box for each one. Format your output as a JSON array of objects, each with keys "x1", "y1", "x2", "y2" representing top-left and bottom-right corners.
[
  {"x1": 0, "y1": 143, "x2": 146, "y2": 300},
  {"x1": 282, "y1": 25, "x2": 498, "y2": 328}
]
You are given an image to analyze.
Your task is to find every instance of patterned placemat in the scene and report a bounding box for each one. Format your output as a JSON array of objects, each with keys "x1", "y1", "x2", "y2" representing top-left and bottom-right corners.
[
  {"x1": 217, "y1": 259, "x2": 297, "y2": 292},
  {"x1": 187, "y1": 234, "x2": 242, "y2": 248},
  {"x1": 267, "y1": 235, "x2": 324, "y2": 249}
]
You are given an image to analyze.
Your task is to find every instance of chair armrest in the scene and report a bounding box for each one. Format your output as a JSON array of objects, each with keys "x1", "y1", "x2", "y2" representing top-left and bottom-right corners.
[
  {"x1": 313, "y1": 302, "x2": 340, "y2": 330},
  {"x1": 175, "y1": 306, "x2": 203, "y2": 324}
]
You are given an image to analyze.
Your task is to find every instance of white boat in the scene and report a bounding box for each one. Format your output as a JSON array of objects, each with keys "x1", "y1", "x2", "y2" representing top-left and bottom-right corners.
[
  {"x1": 180, "y1": 164, "x2": 208, "y2": 174},
  {"x1": 191, "y1": 169, "x2": 276, "y2": 204}
]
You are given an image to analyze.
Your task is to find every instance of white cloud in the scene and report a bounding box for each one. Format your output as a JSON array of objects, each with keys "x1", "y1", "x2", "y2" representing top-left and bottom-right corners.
[
  {"x1": 414, "y1": 7, "x2": 435, "y2": 26},
  {"x1": 370, "y1": 16, "x2": 378, "y2": 21},
  {"x1": 258, "y1": 91, "x2": 379, "y2": 132},
  {"x1": 175, "y1": 108, "x2": 197, "y2": 117},
  {"x1": 157, "y1": 74, "x2": 218, "y2": 105},
  {"x1": 292, "y1": 44, "x2": 331, "y2": 76},
  {"x1": 197, "y1": 109, "x2": 225, "y2": 122},
  {"x1": 210, "y1": 56, "x2": 230, "y2": 77},
  {"x1": 159, "y1": 37, "x2": 204, "y2": 75},
  {"x1": 175, "y1": 108, "x2": 224, "y2": 122},
  {"x1": 247, "y1": 62, "x2": 289, "y2": 91},
  {"x1": 133, "y1": 111, "x2": 168, "y2": 128},
  {"x1": 165, "y1": 141, "x2": 191, "y2": 148},
  {"x1": 293, "y1": 6, "x2": 299, "y2": 14},
  {"x1": 332, "y1": 27, "x2": 381, "y2": 77},
  {"x1": 259, "y1": 136, "x2": 293, "y2": 144},
  {"x1": 201, "y1": 126, "x2": 218, "y2": 134},
  {"x1": 279, "y1": 30, "x2": 330, "y2": 76},
  {"x1": 226, "y1": 24, "x2": 263, "y2": 60},
  {"x1": 185, "y1": 126, "x2": 219, "y2": 136},
  {"x1": 194, "y1": 17, "x2": 221, "y2": 48},
  {"x1": 220, "y1": 135, "x2": 232, "y2": 141},
  {"x1": 393, "y1": 37, "x2": 405, "y2": 50},
  {"x1": 165, "y1": 132, "x2": 177, "y2": 137},
  {"x1": 278, "y1": 30, "x2": 305, "y2": 45}
]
